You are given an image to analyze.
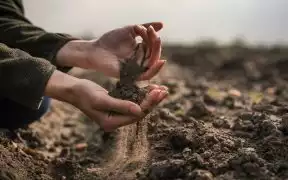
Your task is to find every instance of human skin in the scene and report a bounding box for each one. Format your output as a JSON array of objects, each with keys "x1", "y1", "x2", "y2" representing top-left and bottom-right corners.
[{"x1": 45, "y1": 22, "x2": 168, "y2": 132}]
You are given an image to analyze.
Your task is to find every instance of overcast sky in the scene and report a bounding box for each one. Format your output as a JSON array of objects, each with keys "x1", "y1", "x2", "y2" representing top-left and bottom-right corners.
[{"x1": 23, "y1": 0, "x2": 288, "y2": 45}]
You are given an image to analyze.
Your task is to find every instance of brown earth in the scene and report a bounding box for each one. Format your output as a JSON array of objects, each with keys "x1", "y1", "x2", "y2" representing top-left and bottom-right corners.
[{"x1": 2, "y1": 43, "x2": 288, "y2": 180}]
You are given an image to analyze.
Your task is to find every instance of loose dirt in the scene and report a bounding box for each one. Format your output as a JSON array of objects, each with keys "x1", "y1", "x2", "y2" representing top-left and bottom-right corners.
[{"x1": 2, "y1": 43, "x2": 288, "y2": 180}]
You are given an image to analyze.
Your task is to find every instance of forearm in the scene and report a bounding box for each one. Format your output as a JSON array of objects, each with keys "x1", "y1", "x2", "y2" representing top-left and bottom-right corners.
[
  {"x1": 44, "y1": 70, "x2": 81, "y2": 105},
  {"x1": 56, "y1": 40, "x2": 93, "y2": 68}
]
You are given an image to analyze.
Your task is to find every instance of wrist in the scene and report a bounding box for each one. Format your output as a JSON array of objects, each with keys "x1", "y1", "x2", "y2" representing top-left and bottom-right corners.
[
  {"x1": 56, "y1": 40, "x2": 93, "y2": 68},
  {"x1": 44, "y1": 70, "x2": 81, "y2": 104}
]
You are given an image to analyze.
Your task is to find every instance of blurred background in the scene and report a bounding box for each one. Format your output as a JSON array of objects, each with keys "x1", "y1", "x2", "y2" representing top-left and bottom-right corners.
[{"x1": 24, "y1": 0, "x2": 288, "y2": 45}]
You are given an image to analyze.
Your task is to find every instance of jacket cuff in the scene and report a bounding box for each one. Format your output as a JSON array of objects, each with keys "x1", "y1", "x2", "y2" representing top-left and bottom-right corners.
[
  {"x1": 0, "y1": 47, "x2": 57, "y2": 109},
  {"x1": 38, "y1": 33, "x2": 79, "y2": 73}
]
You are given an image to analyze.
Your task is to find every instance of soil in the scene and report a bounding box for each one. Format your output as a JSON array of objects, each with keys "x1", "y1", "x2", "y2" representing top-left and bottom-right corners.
[
  {"x1": 2, "y1": 43, "x2": 288, "y2": 180},
  {"x1": 108, "y1": 50, "x2": 149, "y2": 105}
]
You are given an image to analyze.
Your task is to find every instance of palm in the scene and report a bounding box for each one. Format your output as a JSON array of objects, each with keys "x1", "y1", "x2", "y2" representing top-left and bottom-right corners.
[
  {"x1": 89, "y1": 22, "x2": 166, "y2": 81},
  {"x1": 97, "y1": 26, "x2": 137, "y2": 59}
]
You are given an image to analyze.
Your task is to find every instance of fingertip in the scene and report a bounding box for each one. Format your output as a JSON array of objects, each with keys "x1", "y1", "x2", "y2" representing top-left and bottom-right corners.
[
  {"x1": 150, "y1": 89, "x2": 162, "y2": 101},
  {"x1": 159, "y1": 85, "x2": 169, "y2": 91},
  {"x1": 142, "y1": 22, "x2": 163, "y2": 31},
  {"x1": 159, "y1": 90, "x2": 169, "y2": 100},
  {"x1": 148, "y1": 25, "x2": 153, "y2": 31},
  {"x1": 145, "y1": 84, "x2": 160, "y2": 91},
  {"x1": 129, "y1": 104, "x2": 142, "y2": 116},
  {"x1": 151, "y1": 22, "x2": 163, "y2": 31},
  {"x1": 138, "y1": 60, "x2": 166, "y2": 81},
  {"x1": 159, "y1": 59, "x2": 166, "y2": 68}
]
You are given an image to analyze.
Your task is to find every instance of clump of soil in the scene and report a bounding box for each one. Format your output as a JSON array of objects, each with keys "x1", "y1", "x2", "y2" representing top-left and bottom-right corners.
[{"x1": 108, "y1": 44, "x2": 150, "y2": 110}]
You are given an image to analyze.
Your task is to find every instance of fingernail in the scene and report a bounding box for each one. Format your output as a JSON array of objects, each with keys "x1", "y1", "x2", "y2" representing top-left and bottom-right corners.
[
  {"x1": 151, "y1": 89, "x2": 161, "y2": 97},
  {"x1": 159, "y1": 91, "x2": 168, "y2": 99},
  {"x1": 130, "y1": 105, "x2": 142, "y2": 116}
]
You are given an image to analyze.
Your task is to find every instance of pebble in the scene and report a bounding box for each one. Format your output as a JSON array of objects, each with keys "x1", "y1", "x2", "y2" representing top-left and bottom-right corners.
[
  {"x1": 75, "y1": 143, "x2": 88, "y2": 151},
  {"x1": 228, "y1": 89, "x2": 242, "y2": 97}
]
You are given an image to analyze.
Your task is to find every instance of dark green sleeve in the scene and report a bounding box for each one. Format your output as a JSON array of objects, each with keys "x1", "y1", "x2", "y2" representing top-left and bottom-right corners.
[
  {"x1": 0, "y1": 43, "x2": 56, "y2": 109},
  {"x1": 0, "y1": 0, "x2": 78, "y2": 72}
]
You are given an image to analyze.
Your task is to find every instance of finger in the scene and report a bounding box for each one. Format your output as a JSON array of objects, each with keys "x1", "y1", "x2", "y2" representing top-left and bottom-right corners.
[
  {"x1": 141, "y1": 22, "x2": 163, "y2": 32},
  {"x1": 159, "y1": 85, "x2": 169, "y2": 91},
  {"x1": 143, "y1": 26, "x2": 159, "y2": 67},
  {"x1": 157, "y1": 90, "x2": 169, "y2": 103},
  {"x1": 136, "y1": 43, "x2": 148, "y2": 66},
  {"x1": 95, "y1": 111, "x2": 139, "y2": 132},
  {"x1": 144, "y1": 84, "x2": 168, "y2": 92},
  {"x1": 138, "y1": 60, "x2": 166, "y2": 81},
  {"x1": 133, "y1": 25, "x2": 149, "y2": 44},
  {"x1": 99, "y1": 95, "x2": 142, "y2": 116},
  {"x1": 145, "y1": 84, "x2": 159, "y2": 92},
  {"x1": 146, "y1": 31, "x2": 161, "y2": 67},
  {"x1": 140, "y1": 89, "x2": 161, "y2": 114}
]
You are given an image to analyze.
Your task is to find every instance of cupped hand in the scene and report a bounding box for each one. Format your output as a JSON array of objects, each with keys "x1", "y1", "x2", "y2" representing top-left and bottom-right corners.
[
  {"x1": 71, "y1": 79, "x2": 168, "y2": 132},
  {"x1": 87, "y1": 22, "x2": 166, "y2": 81}
]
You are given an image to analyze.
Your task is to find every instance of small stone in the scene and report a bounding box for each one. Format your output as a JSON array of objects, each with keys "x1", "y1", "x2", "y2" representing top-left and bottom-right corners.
[
  {"x1": 266, "y1": 87, "x2": 277, "y2": 95},
  {"x1": 75, "y1": 143, "x2": 88, "y2": 151},
  {"x1": 228, "y1": 89, "x2": 242, "y2": 97}
]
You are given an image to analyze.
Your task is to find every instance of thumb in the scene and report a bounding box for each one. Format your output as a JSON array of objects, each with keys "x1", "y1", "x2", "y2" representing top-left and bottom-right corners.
[
  {"x1": 102, "y1": 95, "x2": 142, "y2": 116},
  {"x1": 141, "y1": 22, "x2": 163, "y2": 32}
]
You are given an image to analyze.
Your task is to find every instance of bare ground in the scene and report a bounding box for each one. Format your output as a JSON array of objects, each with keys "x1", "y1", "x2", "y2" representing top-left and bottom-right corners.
[{"x1": 2, "y1": 44, "x2": 288, "y2": 180}]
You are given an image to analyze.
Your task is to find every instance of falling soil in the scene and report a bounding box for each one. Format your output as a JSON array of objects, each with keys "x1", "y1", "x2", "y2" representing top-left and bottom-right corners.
[{"x1": 2, "y1": 43, "x2": 288, "y2": 180}]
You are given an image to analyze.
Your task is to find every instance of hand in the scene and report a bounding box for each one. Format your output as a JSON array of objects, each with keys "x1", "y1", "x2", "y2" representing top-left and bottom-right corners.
[
  {"x1": 72, "y1": 79, "x2": 168, "y2": 131},
  {"x1": 45, "y1": 70, "x2": 168, "y2": 132},
  {"x1": 57, "y1": 22, "x2": 166, "y2": 81}
]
